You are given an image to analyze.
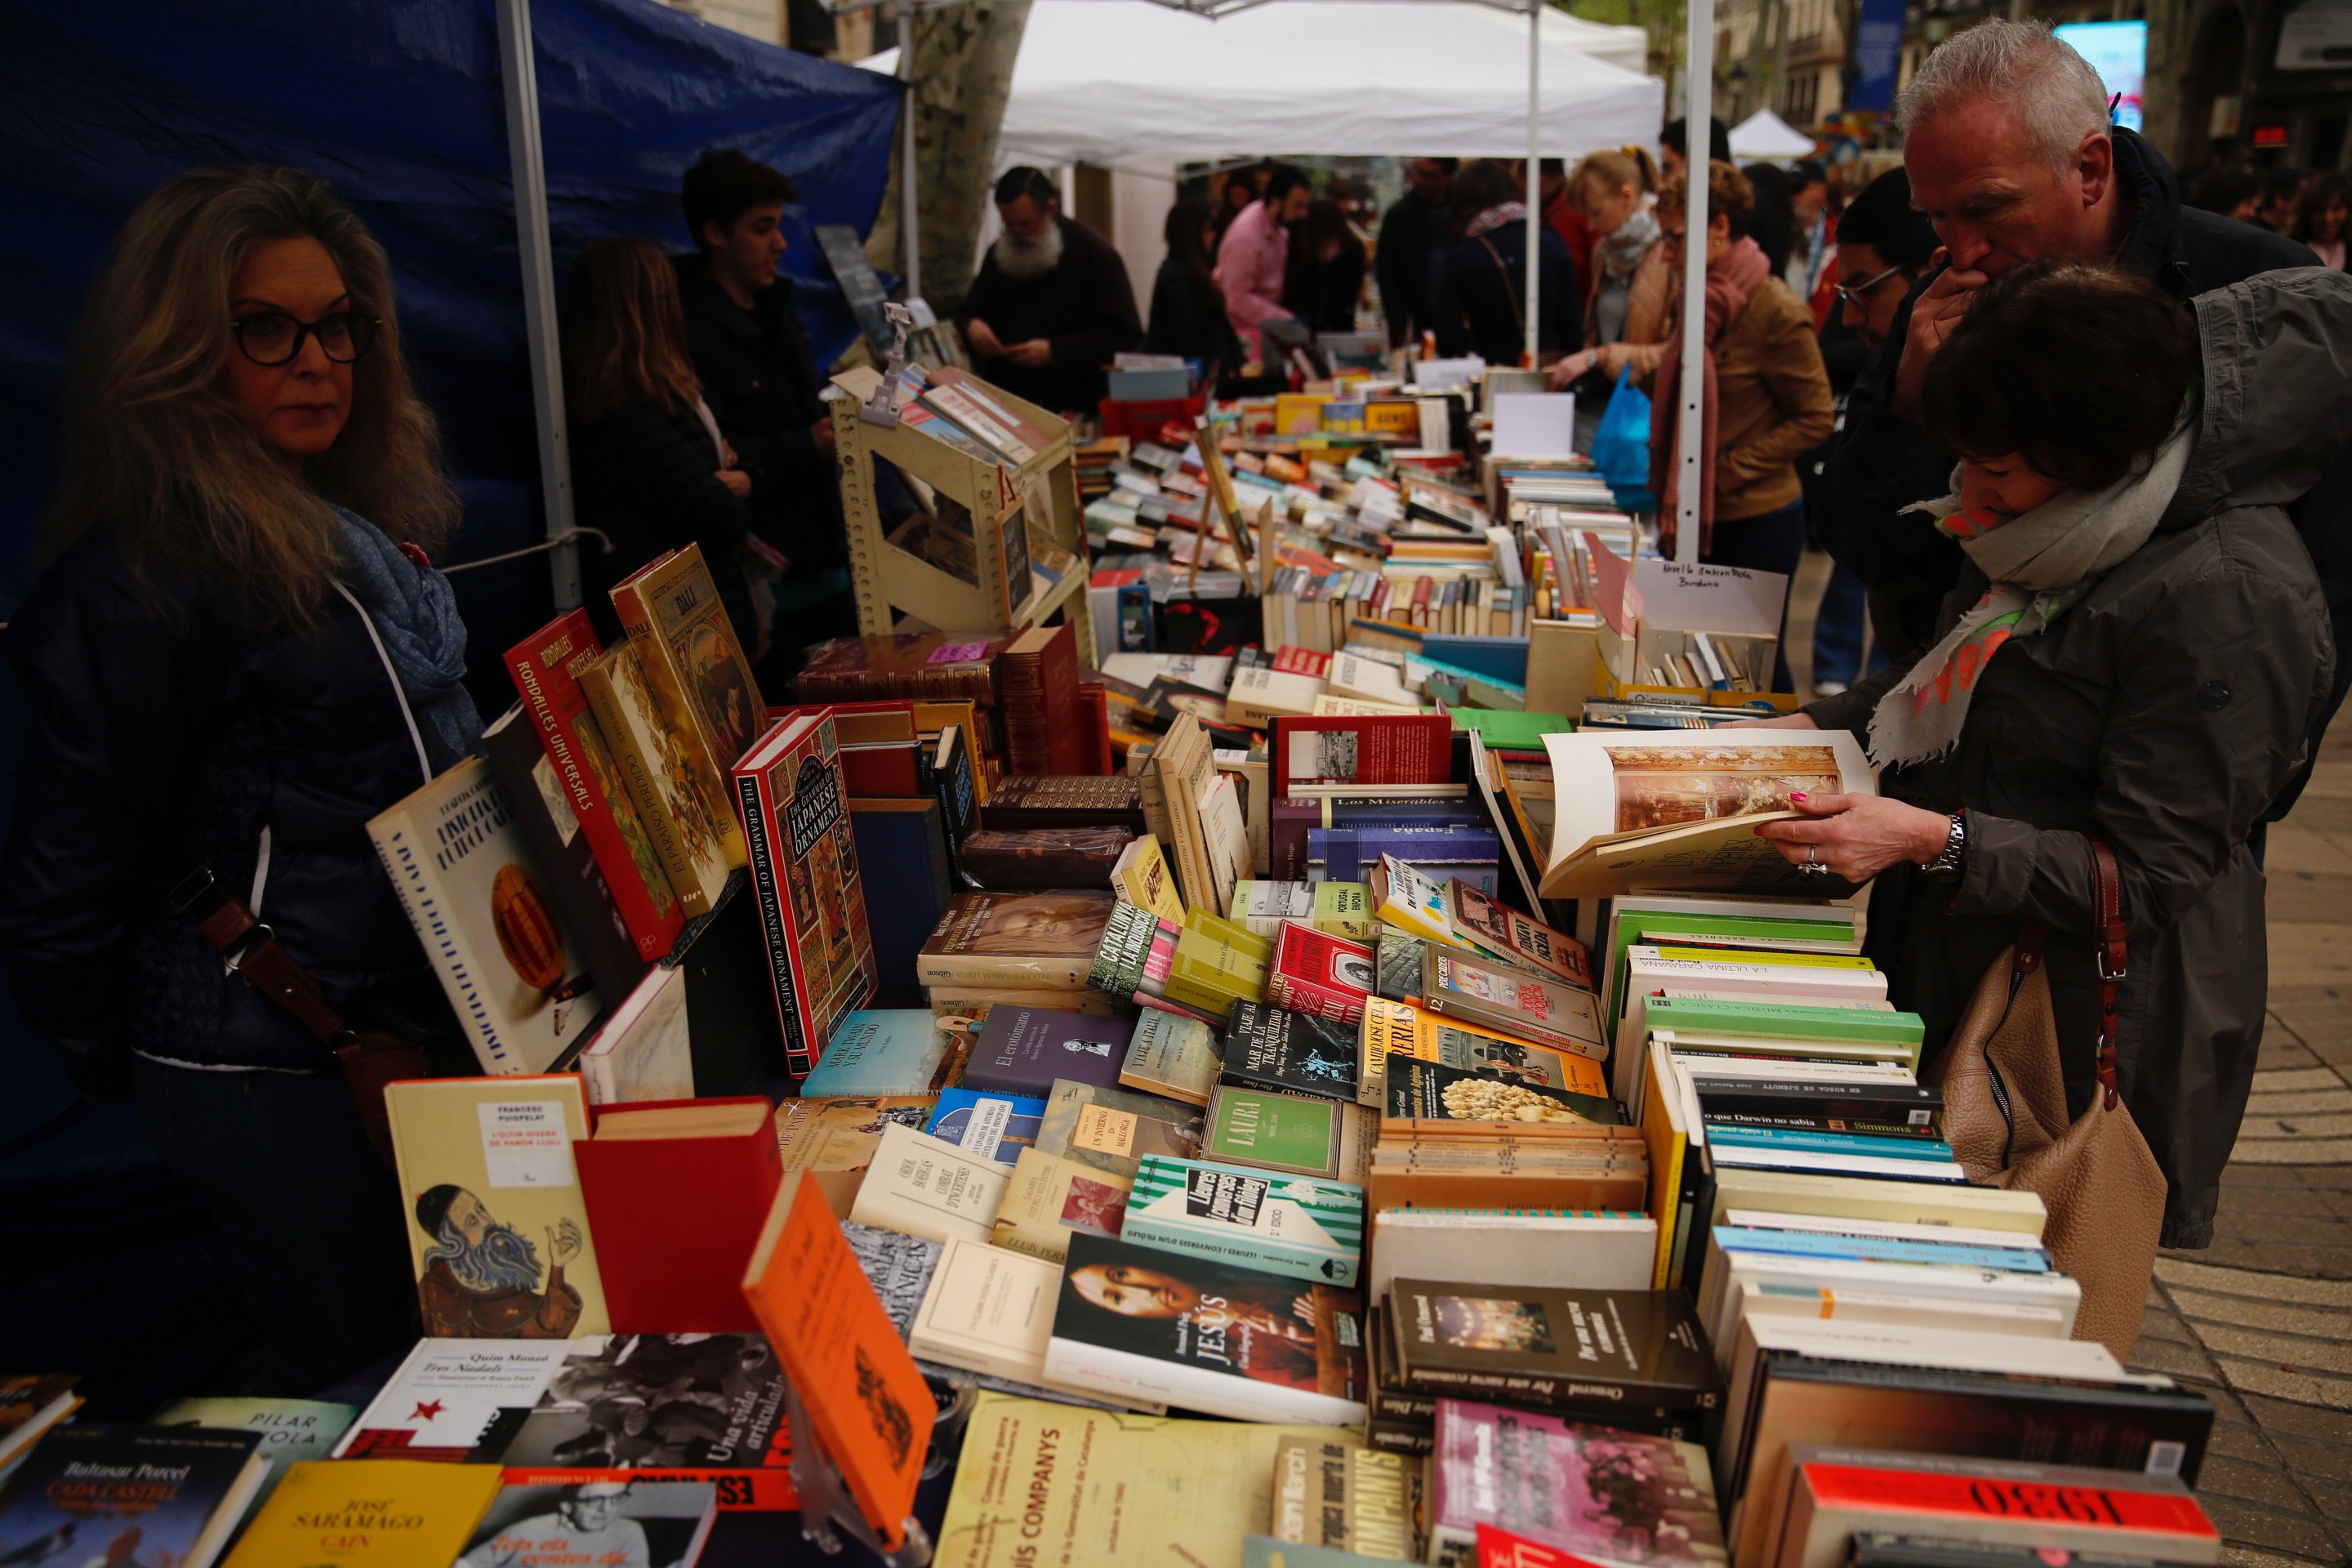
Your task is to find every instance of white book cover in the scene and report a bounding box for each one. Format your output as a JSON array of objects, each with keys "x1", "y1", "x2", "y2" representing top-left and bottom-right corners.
[
  {"x1": 1706, "y1": 1250, "x2": 2085, "y2": 1373},
  {"x1": 332, "y1": 1339, "x2": 571, "y2": 1459},
  {"x1": 1703, "y1": 1167, "x2": 2047, "y2": 1238},
  {"x1": 368, "y1": 758, "x2": 600, "y2": 1075},
  {"x1": 1366, "y1": 1209, "x2": 1654, "y2": 1301},
  {"x1": 1721, "y1": 1209, "x2": 2043, "y2": 1253},
  {"x1": 849, "y1": 1121, "x2": 1014, "y2": 1245},
  {"x1": 1732, "y1": 1279, "x2": 2068, "y2": 1339},
  {"x1": 909, "y1": 1236, "x2": 1062, "y2": 1383},
  {"x1": 577, "y1": 963, "x2": 693, "y2": 1105}
]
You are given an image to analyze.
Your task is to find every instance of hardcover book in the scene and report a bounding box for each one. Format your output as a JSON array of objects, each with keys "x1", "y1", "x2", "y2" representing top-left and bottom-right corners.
[
  {"x1": 1265, "y1": 924, "x2": 1379, "y2": 1026},
  {"x1": 368, "y1": 760, "x2": 602, "y2": 1076},
  {"x1": 221, "y1": 1459, "x2": 501, "y2": 1568},
  {"x1": 452, "y1": 1478, "x2": 718, "y2": 1568},
  {"x1": 1204, "y1": 1085, "x2": 1350, "y2": 1179},
  {"x1": 0, "y1": 1425, "x2": 267, "y2": 1568},
  {"x1": 576, "y1": 963, "x2": 695, "y2": 1106},
  {"x1": 484, "y1": 702, "x2": 647, "y2": 1009},
  {"x1": 795, "y1": 631, "x2": 1009, "y2": 710},
  {"x1": 504, "y1": 608, "x2": 685, "y2": 962},
  {"x1": 733, "y1": 711, "x2": 877, "y2": 1077},
  {"x1": 849, "y1": 797, "x2": 956, "y2": 989},
  {"x1": 577, "y1": 644, "x2": 733, "y2": 918},
  {"x1": 1043, "y1": 1233, "x2": 1370, "y2": 1425},
  {"x1": 574, "y1": 1098, "x2": 780, "y2": 1334},
  {"x1": 1446, "y1": 880, "x2": 1594, "y2": 990},
  {"x1": 991, "y1": 1147, "x2": 1134, "y2": 1262},
  {"x1": 996, "y1": 622, "x2": 1088, "y2": 776},
  {"x1": 1124, "y1": 1156, "x2": 1365, "y2": 1286},
  {"x1": 919, "y1": 893, "x2": 1119, "y2": 989},
  {"x1": 383, "y1": 1077, "x2": 609, "y2": 1339},
  {"x1": 1428, "y1": 1401, "x2": 1726, "y2": 1568},
  {"x1": 1036, "y1": 1077, "x2": 1205, "y2": 1178},
  {"x1": 1356, "y1": 996, "x2": 1610, "y2": 1110},
  {"x1": 847, "y1": 1121, "x2": 1014, "y2": 1245},
  {"x1": 335, "y1": 1340, "x2": 572, "y2": 1462},
  {"x1": 799, "y1": 1010, "x2": 952, "y2": 1097},
  {"x1": 153, "y1": 1397, "x2": 359, "y2": 1505},
  {"x1": 980, "y1": 773, "x2": 1147, "y2": 831},
  {"x1": 0, "y1": 1376, "x2": 79, "y2": 1473},
  {"x1": 924, "y1": 1089, "x2": 1049, "y2": 1162},
  {"x1": 1112, "y1": 834, "x2": 1187, "y2": 923},
  {"x1": 1269, "y1": 1438, "x2": 1421, "y2": 1561},
  {"x1": 1384, "y1": 1054, "x2": 1619, "y2": 1129},
  {"x1": 1121, "y1": 1007, "x2": 1224, "y2": 1105},
  {"x1": 963, "y1": 1006, "x2": 1135, "y2": 1098},
  {"x1": 957, "y1": 826, "x2": 1135, "y2": 891},
  {"x1": 1224, "y1": 1001, "x2": 1362, "y2": 1101},
  {"x1": 1423, "y1": 948, "x2": 1605, "y2": 1058},
  {"x1": 740, "y1": 1179, "x2": 935, "y2": 1548},
  {"x1": 1273, "y1": 713, "x2": 1454, "y2": 792},
  {"x1": 1389, "y1": 1284, "x2": 1724, "y2": 1414},
  {"x1": 609, "y1": 543, "x2": 760, "y2": 862}
]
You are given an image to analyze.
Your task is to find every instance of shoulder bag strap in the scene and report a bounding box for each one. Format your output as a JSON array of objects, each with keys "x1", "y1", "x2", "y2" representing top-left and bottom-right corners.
[
  {"x1": 166, "y1": 856, "x2": 350, "y2": 1046},
  {"x1": 1475, "y1": 234, "x2": 1527, "y2": 342},
  {"x1": 2087, "y1": 837, "x2": 2127, "y2": 1110}
]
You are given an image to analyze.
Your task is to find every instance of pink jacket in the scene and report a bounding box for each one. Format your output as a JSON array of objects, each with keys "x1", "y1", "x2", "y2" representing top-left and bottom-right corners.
[{"x1": 1215, "y1": 200, "x2": 1292, "y2": 354}]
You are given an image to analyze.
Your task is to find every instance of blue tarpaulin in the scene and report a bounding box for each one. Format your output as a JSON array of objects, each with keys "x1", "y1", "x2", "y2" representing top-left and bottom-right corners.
[{"x1": 0, "y1": 0, "x2": 899, "y2": 1134}]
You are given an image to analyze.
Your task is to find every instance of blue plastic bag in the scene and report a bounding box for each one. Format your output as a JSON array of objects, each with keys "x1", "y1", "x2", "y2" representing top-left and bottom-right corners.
[{"x1": 1592, "y1": 363, "x2": 1657, "y2": 513}]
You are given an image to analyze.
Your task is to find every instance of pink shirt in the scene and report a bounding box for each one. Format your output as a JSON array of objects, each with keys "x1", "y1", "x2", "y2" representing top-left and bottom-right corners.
[{"x1": 1215, "y1": 200, "x2": 1292, "y2": 354}]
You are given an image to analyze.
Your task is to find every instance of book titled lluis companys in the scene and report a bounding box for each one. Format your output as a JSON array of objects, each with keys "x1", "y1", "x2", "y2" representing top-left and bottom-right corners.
[
  {"x1": 733, "y1": 710, "x2": 878, "y2": 1076},
  {"x1": 368, "y1": 760, "x2": 601, "y2": 1075}
]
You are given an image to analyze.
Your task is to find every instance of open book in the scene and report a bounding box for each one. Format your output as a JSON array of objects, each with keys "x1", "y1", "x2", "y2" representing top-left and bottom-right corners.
[{"x1": 1537, "y1": 731, "x2": 1876, "y2": 898}]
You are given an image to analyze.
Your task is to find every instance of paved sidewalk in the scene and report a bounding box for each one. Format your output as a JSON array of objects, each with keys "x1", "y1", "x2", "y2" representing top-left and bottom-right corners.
[{"x1": 1790, "y1": 550, "x2": 2352, "y2": 1568}]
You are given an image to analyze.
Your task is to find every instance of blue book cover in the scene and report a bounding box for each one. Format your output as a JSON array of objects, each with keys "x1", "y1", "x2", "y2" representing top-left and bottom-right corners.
[
  {"x1": 0, "y1": 1424, "x2": 267, "y2": 1568},
  {"x1": 1706, "y1": 1125, "x2": 1956, "y2": 1162},
  {"x1": 849, "y1": 801, "x2": 953, "y2": 989},
  {"x1": 1710, "y1": 1225, "x2": 2051, "y2": 1272},
  {"x1": 1310, "y1": 825, "x2": 1500, "y2": 885},
  {"x1": 801, "y1": 1009, "x2": 950, "y2": 1097},
  {"x1": 924, "y1": 1088, "x2": 1048, "y2": 1163}
]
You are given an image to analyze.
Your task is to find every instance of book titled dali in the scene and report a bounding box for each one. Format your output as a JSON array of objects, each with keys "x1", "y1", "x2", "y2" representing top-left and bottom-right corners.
[
  {"x1": 1124, "y1": 1156, "x2": 1365, "y2": 1286},
  {"x1": 383, "y1": 1076, "x2": 609, "y2": 1339},
  {"x1": 0, "y1": 1425, "x2": 269, "y2": 1568},
  {"x1": 1044, "y1": 1232, "x2": 1370, "y2": 1425},
  {"x1": 368, "y1": 759, "x2": 601, "y2": 1075},
  {"x1": 733, "y1": 710, "x2": 878, "y2": 1077}
]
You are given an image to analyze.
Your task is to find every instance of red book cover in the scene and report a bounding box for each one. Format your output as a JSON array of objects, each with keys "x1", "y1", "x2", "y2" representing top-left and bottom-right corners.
[
  {"x1": 1798, "y1": 1460, "x2": 2219, "y2": 1536},
  {"x1": 1078, "y1": 684, "x2": 1116, "y2": 776},
  {"x1": 1272, "y1": 646, "x2": 1332, "y2": 678},
  {"x1": 1477, "y1": 1525, "x2": 1610, "y2": 1568},
  {"x1": 505, "y1": 610, "x2": 687, "y2": 962},
  {"x1": 732, "y1": 711, "x2": 879, "y2": 1076},
  {"x1": 576, "y1": 1096, "x2": 782, "y2": 1333},
  {"x1": 1265, "y1": 920, "x2": 1376, "y2": 1025},
  {"x1": 839, "y1": 743, "x2": 924, "y2": 796},
  {"x1": 1272, "y1": 713, "x2": 1455, "y2": 793},
  {"x1": 1035, "y1": 621, "x2": 1091, "y2": 776}
]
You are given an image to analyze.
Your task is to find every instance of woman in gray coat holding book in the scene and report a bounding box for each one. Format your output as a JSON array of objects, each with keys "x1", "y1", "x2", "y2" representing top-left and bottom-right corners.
[{"x1": 1740, "y1": 261, "x2": 2350, "y2": 1249}]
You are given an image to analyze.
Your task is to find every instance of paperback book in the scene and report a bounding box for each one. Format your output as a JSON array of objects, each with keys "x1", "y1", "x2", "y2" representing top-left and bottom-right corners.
[{"x1": 1123, "y1": 1156, "x2": 1366, "y2": 1285}]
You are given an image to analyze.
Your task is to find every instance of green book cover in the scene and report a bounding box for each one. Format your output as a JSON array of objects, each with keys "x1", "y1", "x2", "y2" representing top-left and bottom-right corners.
[
  {"x1": 1642, "y1": 996, "x2": 1923, "y2": 1045},
  {"x1": 1125, "y1": 1156, "x2": 1365, "y2": 1285},
  {"x1": 1203, "y1": 1085, "x2": 1343, "y2": 1178},
  {"x1": 1602, "y1": 911, "x2": 1863, "y2": 1022},
  {"x1": 1450, "y1": 710, "x2": 1572, "y2": 751},
  {"x1": 151, "y1": 1396, "x2": 358, "y2": 1503}
]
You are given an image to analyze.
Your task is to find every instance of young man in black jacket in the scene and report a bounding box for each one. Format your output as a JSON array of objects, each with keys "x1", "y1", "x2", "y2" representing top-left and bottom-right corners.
[
  {"x1": 675, "y1": 149, "x2": 856, "y2": 667},
  {"x1": 1818, "y1": 19, "x2": 2343, "y2": 816}
]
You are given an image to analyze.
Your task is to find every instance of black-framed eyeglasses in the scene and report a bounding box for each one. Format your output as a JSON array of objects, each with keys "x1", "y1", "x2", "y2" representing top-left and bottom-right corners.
[
  {"x1": 230, "y1": 310, "x2": 381, "y2": 367},
  {"x1": 1833, "y1": 265, "x2": 1907, "y2": 308}
]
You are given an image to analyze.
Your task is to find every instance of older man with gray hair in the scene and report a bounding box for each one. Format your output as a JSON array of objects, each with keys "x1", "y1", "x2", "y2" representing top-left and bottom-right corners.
[{"x1": 1817, "y1": 19, "x2": 2321, "y2": 670}]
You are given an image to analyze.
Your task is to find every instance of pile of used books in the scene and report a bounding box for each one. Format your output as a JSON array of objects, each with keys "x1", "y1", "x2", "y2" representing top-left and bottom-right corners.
[{"x1": 2, "y1": 394, "x2": 2221, "y2": 1568}]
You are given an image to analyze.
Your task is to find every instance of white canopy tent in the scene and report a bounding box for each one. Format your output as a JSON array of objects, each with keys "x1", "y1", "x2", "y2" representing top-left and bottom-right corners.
[
  {"x1": 858, "y1": 0, "x2": 1657, "y2": 172},
  {"x1": 1729, "y1": 107, "x2": 1816, "y2": 163}
]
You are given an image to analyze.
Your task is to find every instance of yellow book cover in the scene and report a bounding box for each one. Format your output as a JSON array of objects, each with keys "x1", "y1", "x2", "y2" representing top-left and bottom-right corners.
[
  {"x1": 989, "y1": 1147, "x2": 1134, "y2": 1264},
  {"x1": 608, "y1": 546, "x2": 750, "y2": 868},
  {"x1": 384, "y1": 1076, "x2": 609, "y2": 1338},
  {"x1": 1353, "y1": 996, "x2": 1610, "y2": 1110},
  {"x1": 577, "y1": 645, "x2": 732, "y2": 917},
  {"x1": 1646, "y1": 945, "x2": 1878, "y2": 970},
  {"x1": 221, "y1": 1459, "x2": 501, "y2": 1568},
  {"x1": 936, "y1": 1394, "x2": 1357, "y2": 1568},
  {"x1": 1111, "y1": 834, "x2": 1186, "y2": 924}
]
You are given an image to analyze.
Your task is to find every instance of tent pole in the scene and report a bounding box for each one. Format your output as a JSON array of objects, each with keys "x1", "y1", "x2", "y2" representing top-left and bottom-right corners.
[
  {"x1": 494, "y1": 0, "x2": 581, "y2": 609},
  {"x1": 898, "y1": 0, "x2": 922, "y2": 300},
  {"x1": 1674, "y1": 0, "x2": 1713, "y2": 565},
  {"x1": 1525, "y1": 0, "x2": 1540, "y2": 367}
]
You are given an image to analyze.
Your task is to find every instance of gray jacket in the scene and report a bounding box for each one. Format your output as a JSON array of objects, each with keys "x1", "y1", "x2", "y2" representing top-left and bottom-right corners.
[{"x1": 1808, "y1": 269, "x2": 2351, "y2": 1248}]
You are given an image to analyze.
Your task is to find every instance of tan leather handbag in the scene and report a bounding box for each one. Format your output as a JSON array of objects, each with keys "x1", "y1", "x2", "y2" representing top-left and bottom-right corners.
[{"x1": 1928, "y1": 840, "x2": 2166, "y2": 1362}]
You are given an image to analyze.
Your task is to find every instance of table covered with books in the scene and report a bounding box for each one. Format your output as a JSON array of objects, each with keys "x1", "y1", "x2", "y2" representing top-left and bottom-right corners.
[{"x1": 0, "y1": 372, "x2": 2220, "y2": 1568}]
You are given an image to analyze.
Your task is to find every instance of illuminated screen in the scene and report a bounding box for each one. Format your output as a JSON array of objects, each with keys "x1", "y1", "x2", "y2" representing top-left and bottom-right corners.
[{"x1": 2055, "y1": 20, "x2": 2148, "y2": 133}]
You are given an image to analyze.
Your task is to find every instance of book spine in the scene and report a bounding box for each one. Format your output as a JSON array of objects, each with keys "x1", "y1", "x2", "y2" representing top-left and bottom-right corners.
[
  {"x1": 1000, "y1": 648, "x2": 1052, "y2": 775},
  {"x1": 368, "y1": 818, "x2": 510, "y2": 1072},
  {"x1": 1396, "y1": 1357, "x2": 1718, "y2": 1413},
  {"x1": 1706, "y1": 1124, "x2": 1953, "y2": 1156},
  {"x1": 507, "y1": 635, "x2": 683, "y2": 961},
  {"x1": 581, "y1": 658, "x2": 717, "y2": 920},
  {"x1": 1117, "y1": 1215, "x2": 1351, "y2": 1285},
  {"x1": 734, "y1": 766, "x2": 814, "y2": 1076},
  {"x1": 614, "y1": 581, "x2": 746, "y2": 866},
  {"x1": 484, "y1": 715, "x2": 644, "y2": 1005}
]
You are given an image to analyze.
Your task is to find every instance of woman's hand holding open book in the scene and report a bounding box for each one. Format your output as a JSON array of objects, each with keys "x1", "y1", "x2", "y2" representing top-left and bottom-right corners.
[{"x1": 1753, "y1": 791, "x2": 1954, "y2": 880}]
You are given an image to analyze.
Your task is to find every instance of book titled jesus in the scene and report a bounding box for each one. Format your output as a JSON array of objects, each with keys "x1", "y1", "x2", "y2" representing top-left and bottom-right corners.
[{"x1": 733, "y1": 710, "x2": 877, "y2": 1077}]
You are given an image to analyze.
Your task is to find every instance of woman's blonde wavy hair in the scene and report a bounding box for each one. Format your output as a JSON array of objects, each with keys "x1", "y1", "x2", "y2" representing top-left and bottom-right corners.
[{"x1": 45, "y1": 165, "x2": 459, "y2": 626}]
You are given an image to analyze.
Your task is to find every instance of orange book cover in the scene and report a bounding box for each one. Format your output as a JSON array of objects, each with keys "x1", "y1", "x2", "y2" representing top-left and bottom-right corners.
[{"x1": 741, "y1": 1178, "x2": 934, "y2": 1548}]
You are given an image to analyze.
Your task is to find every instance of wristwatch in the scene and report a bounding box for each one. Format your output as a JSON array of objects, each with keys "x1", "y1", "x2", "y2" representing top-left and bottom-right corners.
[{"x1": 1917, "y1": 811, "x2": 1967, "y2": 877}]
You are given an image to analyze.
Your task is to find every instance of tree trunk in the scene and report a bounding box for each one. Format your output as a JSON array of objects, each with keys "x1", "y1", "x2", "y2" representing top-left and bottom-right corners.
[{"x1": 866, "y1": 0, "x2": 1034, "y2": 318}]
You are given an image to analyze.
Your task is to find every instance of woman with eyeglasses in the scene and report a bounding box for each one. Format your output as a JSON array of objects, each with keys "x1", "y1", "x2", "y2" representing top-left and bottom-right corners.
[{"x1": 0, "y1": 167, "x2": 470, "y2": 1390}]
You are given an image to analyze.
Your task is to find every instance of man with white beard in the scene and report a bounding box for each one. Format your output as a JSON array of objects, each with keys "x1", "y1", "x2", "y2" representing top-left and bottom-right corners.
[
  {"x1": 958, "y1": 167, "x2": 1142, "y2": 413},
  {"x1": 411, "y1": 1183, "x2": 585, "y2": 1339}
]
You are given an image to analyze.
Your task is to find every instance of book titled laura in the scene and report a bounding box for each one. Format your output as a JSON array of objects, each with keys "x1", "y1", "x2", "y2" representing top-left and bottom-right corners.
[
  {"x1": 733, "y1": 710, "x2": 877, "y2": 1077},
  {"x1": 1389, "y1": 1283, "x2": 1725, "y2": 1414},
  {"x1": 0, "y1": 1425, "x2": 269, "y2": 1568},
  {"x1": 220, "y1": 1459, "x2": 502, "y2": 1568},
  {"x1": 1225, "y1": 1001, "x2": 1362, "y2": 1101},
  {"x1": 1124, "y1": 1156, "x2": 1365, "y2": 1285},
  {"x1": 1428, "y1": 1400, "x2": 1727, "y2": 1568},
  {"x1": 368, "y1": 760, "x2": 601, "y2": 1075},
  {"x1": 1043, "y1": 1232, "x2": 1370, "y2": 1425}
]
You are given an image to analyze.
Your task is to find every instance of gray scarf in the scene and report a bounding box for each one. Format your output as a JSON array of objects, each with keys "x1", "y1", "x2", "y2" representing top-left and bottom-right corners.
[
  {"x1": 334, "y1": 506, "x2": 481, "y2": 774},
  {"x1": 1869, "y1": 419, "x2": 2194, "y2": 769}
]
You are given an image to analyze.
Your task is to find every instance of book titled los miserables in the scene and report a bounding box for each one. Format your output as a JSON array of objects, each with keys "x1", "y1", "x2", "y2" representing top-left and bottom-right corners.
[
  {"x1": 1223, "y1": 1001, "x2": 1362, "y2": 1102},
  {"x1": 1388, "y1": 1282, "x2": 1724, "y2": 1415},
  {"x1": 0, "y1": 1426, "x2": 269, "y2": 1568}
]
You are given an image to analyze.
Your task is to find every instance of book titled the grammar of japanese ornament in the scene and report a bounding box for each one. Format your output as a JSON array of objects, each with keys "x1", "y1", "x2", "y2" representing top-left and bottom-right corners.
[
  {"x1": 368, "y1": 759, "x2": 602, "y2": 1075},
  {"x1": 733, "y1": 710, "x2": 878, "y2": 1077}
]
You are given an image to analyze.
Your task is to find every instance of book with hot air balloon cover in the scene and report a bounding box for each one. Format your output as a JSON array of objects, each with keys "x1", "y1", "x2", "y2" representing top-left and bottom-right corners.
[{"x1": 368, "y1": 756, "x2": 604, "y2": 1075}]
